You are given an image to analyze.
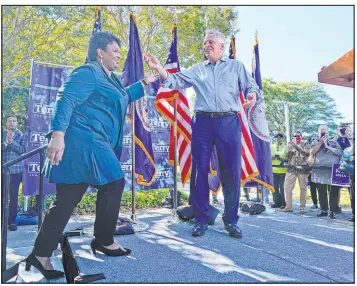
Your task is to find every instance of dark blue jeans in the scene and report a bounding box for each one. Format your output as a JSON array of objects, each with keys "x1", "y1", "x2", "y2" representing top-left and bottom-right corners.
[{"x1": 190, "y1": 114, "x2": 242, "y2": 225}]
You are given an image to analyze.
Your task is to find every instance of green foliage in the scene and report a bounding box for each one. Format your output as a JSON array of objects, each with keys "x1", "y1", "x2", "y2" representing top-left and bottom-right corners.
[
  {"x1": 263, "y1": 79, "x2": 343, "y2": 138},
  {"x1": 17, "y1": 188, "x2": 188, "y2": 215},
  {"x1": 2, "y1": 5, "x2": 238, "y2": 126},
  {"x1": 1, "y1": 87, "x2": 29, "y2": 131}
]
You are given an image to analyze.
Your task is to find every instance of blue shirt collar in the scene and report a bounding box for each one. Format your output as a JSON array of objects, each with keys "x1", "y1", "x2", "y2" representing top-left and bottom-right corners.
[{"x1": 204, "y1": 57, "x2": 228, "y2": 66}]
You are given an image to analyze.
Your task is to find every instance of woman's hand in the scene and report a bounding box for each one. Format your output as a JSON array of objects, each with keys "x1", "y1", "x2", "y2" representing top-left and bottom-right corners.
[{"x1": 46, "y1": 131, "x2": 65, "y2": 165}]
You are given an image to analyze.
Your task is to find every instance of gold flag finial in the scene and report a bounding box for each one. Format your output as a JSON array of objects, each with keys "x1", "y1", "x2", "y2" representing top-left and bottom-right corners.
[
  {"x1": 95, "y1": 6, "x2": 101, "y2": 21},
  {"x1": 255, "y1": 30, "x2": 258, "y2": 43}
]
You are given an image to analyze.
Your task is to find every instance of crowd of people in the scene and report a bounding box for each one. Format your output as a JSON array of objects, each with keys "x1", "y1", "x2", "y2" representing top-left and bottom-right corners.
[{"x1": 237, "y1": 124, "x2": 354, "y2": 221}]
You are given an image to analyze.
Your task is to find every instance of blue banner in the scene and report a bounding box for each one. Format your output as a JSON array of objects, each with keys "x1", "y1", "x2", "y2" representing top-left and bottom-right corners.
[
  {"x1": 331, "y1": 163, "x2": 350, "y2": 187},
  {"x1": 22, "y1": 62, "x2": 72, "y2": 195}
]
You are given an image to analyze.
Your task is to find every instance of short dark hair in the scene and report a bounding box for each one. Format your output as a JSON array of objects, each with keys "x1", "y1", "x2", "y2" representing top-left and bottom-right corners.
[
  {"x1": 87, "y1": 31, "x2": 121, "y2": 62},
  {"x1": 294, "y1": 131, "x2": 302, "y2": 137},
  {"x1": 275, "y1": 133, "x2": 284, "y2": 138},
  {"x1": 6, "y1": 114, "x2": 17, "y2": 120}
]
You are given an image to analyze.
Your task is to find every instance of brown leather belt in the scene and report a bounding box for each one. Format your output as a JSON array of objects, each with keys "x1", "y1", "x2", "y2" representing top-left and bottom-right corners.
[{"x1": 195, "y1": 111, "x2": 237, "y2": 118}]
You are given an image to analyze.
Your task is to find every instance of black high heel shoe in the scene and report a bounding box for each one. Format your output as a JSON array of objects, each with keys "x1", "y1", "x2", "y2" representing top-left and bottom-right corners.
[
  {"x1": 90, "y1": 239, "x2": 131, "y2": 256},
  {"x1": 25, "y1": 253, "x2": 64, "y2": 280}
]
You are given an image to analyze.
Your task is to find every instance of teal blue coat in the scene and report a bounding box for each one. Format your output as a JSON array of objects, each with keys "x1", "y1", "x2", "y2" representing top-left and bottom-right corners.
[{"x1": 43, "y1": 61, "x2": 144, "y2": 185}]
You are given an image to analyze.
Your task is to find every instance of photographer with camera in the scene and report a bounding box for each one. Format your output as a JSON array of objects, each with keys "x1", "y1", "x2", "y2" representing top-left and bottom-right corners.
[
  {"x1": 270, "y1": 133, "x2": 288, "y2": 209},
  {"x1": 282, "y1": 131, "x2": 310, "y2": 213}
]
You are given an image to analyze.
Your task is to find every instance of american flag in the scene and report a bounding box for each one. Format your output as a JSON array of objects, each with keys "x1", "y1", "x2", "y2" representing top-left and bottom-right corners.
[
  {"x1": 85, "y1": 7, "x2": 101, "y2": 64},
  {"x1": 92, "y1": 7, "x2": 102, "y2": 34},
  {"x1": 155, "y1": 25, "x2": 192, "y2": 187},
  {"x1": 231, "y1": 36, "x2": 259, "y2": 184}
]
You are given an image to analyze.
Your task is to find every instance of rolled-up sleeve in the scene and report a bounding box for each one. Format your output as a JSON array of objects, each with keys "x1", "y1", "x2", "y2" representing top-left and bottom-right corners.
[
  {"x1": 238, "y1": 61, "x2": 261, "y2": 100},
  {"x1": 162, "y1": 68, "x2": 195, "y2": 90},
  {"x1": 49, "y1": 66, "x2": 96, "y2": 135},
  {"x1": 126, "y1": 81, "x2": 145, "y2": 103}
]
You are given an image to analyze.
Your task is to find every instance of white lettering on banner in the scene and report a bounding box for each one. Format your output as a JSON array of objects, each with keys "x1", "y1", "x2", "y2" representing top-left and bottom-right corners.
[
  {"x1": 122, "y1": 136, "x2": 132, "y2": 145},
  {"x1": 28, "y1": 162, "x2": 40, "y2": 173},
  {"x1": 149, "y1": 118, "x2": 170, "y2": 129},
  {"x1": 120, "y1": 164, "x2": 132, "y2": 172},
  {"x1": 33, "y1": 103, "x2": 54, "y2": 115},
  {"x1": 30, "y1": 132, "x2": 48, "y2": 143},
  {"x1": 153, "y1": 145, "x2": 170, "y2": 152},
  {"x1": 156, "y1": 169, "x2": 171, "y2": 178}
]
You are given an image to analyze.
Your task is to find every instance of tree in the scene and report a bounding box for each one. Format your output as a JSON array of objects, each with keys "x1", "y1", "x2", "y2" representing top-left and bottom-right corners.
[
  {"x1": 263, "y1": 79, "x2": 343, "y2": 138},
  {"x1": 2, "y1": 6, "x2": 239, "y2": 120}
]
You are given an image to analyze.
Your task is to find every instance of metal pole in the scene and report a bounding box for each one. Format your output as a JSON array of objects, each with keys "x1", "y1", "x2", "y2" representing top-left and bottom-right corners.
[
  {"x1": 173, "y1": 98, "x2": 178, "y2": 217},
  {"x1": 38, "y1": 151, "x2": 45, "y2": 230},
  {"x1": 24, "y1": 196, "x2": 28, "y2": 212},
  {"x1": 1, "y1": 169, "x2": 11, "y2": 273},
  {"x1": 131, "y1": 103, "x2": 136, "y2": 222},
  {"x1": 284, "y1": 103, "x2": 290, "y2": 144},
  {"x1": 259, "y1": 184, "x2": 264, "y2": 203}
]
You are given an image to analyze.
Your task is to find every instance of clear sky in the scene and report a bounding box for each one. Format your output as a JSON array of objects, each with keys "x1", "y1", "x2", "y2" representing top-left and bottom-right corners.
[{"x1": 234, "y1": 5, "x2": 354, "y2": 124}]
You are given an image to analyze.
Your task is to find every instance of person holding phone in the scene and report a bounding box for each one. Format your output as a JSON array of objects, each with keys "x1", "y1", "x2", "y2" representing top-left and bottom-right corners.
[
  {"x1": 310, "y1": 125, "x2": 342, "y2": 218},
  {"x1": 282, "y1": 131, "x2": 310, "y2": 213},
  {"x1": 270, "y1": 133, "x2": 288, "y2": 208}
]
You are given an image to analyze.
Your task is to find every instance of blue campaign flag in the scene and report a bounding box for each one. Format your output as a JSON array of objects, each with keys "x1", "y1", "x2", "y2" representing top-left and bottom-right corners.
[
  {"x1": 248, "y1": 34, "x2": 274, "y2": 192},
  {"x1": 121, "y1": 13, "x2": 156, "y2": 186}
]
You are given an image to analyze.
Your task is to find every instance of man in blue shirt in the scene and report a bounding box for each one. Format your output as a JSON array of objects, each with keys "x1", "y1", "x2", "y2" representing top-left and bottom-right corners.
[
  {"x1": 145, "y1": 29, "x2": 259, "y2": 238},
  {"x1": 2, "y1": 115, "x2": 27, "y2": 231}
]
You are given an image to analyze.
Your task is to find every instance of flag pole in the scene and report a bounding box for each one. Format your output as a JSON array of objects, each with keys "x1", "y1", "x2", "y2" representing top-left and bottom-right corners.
[
  {"x1": 172, "y1": 9, "x2": 179, "y2": 221},
  {"x1": 130, "y1": 12, "x2": 137, "y2": 223},
  {"x1": 131, "y1": 102, "x2": 136, "y2": 222}
]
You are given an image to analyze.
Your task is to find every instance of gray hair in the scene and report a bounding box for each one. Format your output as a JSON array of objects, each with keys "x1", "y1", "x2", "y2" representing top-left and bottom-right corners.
[{"x1": 205, "y1": 29, "x2": 225, "y2": 45}]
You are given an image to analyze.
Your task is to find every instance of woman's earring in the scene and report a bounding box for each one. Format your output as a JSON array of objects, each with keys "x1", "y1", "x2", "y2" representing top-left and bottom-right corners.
[{"x1": 100, "y1": 56, "x2": 103, "y2": 64}]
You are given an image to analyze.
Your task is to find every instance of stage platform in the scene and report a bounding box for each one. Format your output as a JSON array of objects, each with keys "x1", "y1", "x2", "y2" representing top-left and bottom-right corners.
[{"x1": 66, "y1": 207, "x2": 354, "y2": 283}]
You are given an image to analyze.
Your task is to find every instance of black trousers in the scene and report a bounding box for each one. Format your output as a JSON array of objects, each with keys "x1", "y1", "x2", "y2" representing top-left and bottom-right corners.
[
  {"x1": 308, "y1": 174, "x2": 318, "y2": 205},
  {"x1": 273, "y1": 173, "x2": 286, "y2": 206},
  {"x1": 33, "y1": 179, "x2": 125, "y2": 257},
  {"x1": 316, "y1": 183, "x2": 339, "y2": 213},
  {"x1": 1, "y1": 173, "x2": 23, "y2": 225}
]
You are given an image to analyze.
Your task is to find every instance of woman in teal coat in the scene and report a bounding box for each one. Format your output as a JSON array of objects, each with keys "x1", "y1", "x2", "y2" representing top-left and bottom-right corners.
[{"x1": 25, "y1": 31, "x2": 158, "y2": 279}]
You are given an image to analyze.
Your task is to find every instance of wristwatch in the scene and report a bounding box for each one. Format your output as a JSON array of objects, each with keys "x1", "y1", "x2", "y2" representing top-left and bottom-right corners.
[{"x1": 141, "y1": 78, "x2": 148, "y2": 87}]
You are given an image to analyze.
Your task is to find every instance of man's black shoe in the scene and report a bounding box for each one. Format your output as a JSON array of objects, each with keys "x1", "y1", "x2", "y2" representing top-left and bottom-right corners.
[
  {"x1": 270, "y1": 203, "x2": 281, "y2": 208},
  {"x1": 329, "y1": 212, "x2": 336, "y2": 219},
  {"x1": 8, "y1": 224, "x2": 17, "y2": 231},
  {"x1": 224, "y1": 224, "x2": 242, "y2": 238},
  {"x1": 317, "y1": 211, "x2": 328, "y2": 217},
  {"x1": 349, "y1": 216, "x2": 355, "y2": 222},
  {"x1": 192, "y1": 222, "x2": 208, "y2": 237}
]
